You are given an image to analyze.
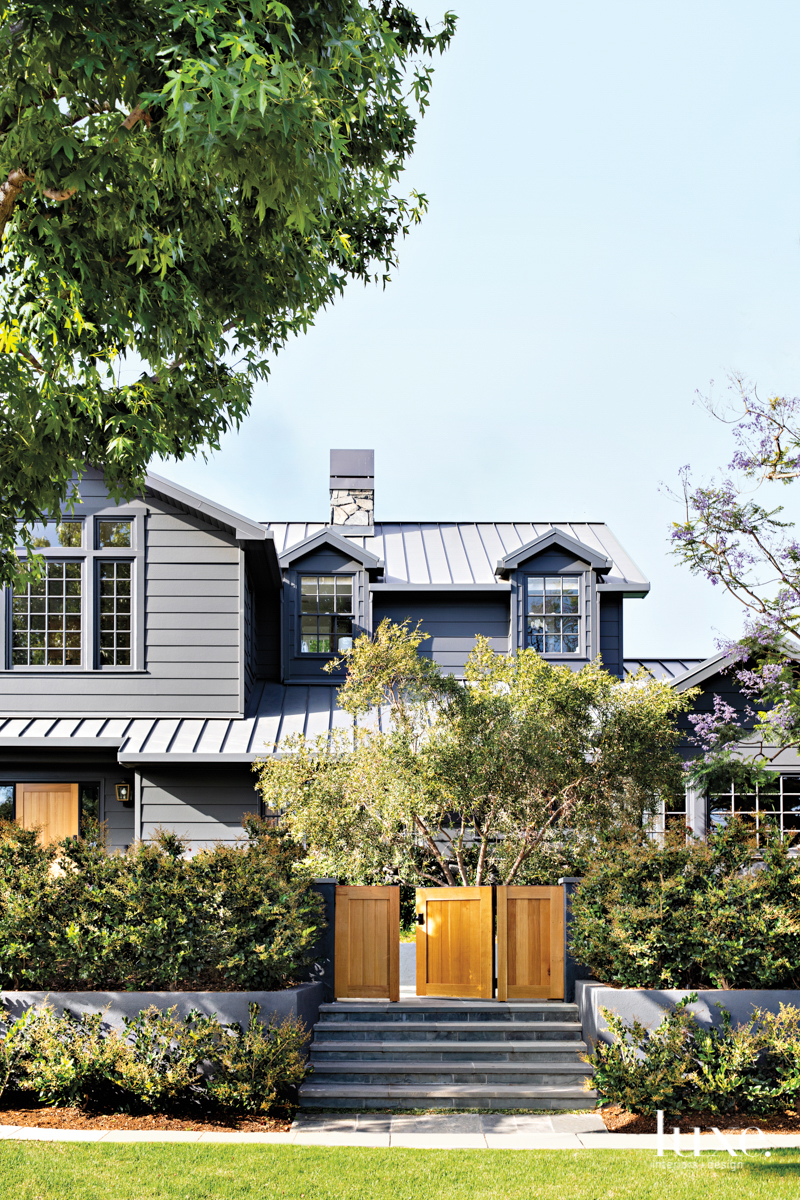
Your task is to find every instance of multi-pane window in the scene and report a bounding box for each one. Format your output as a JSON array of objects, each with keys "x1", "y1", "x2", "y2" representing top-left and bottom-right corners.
[
  {"x1": 11, "y1": 561, "x2": 82, "y2": 666},
  {"x1": 97, "y1": 520, "x2": 132, "y2": 549},
  {"x1": 99, "y1": 562, "x2": 132, "y2": 665},
  {"x1": 300, "y1": 575, "x2": 353, "y2": 654},
  {"x1": 708, "y1": 775, "x2": 800, "y2": 842},
  {"x1": 526, "y1": 576, "x2": 580, "y2": 654}
]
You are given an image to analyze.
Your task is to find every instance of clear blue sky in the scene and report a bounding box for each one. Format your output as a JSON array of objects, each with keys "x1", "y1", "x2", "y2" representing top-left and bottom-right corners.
[{"x1": 157, "y1": 0, "x2": 800, "y2": 657}]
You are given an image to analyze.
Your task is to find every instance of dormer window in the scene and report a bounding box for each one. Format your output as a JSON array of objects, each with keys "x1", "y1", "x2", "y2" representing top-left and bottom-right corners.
[
  {"x1": 300, "y1": 575, "x2": 354, "y2": 654},
  {"x1": 526, "y1": 576, "x2": 580, "y2": 654}
]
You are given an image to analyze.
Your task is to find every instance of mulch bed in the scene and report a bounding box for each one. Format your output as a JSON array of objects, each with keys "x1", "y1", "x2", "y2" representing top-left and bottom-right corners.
[
  {"x1": 0, "y1": 1100, "x2": 293, "y2": 1133},
  {"x1": 601, "y1": 1102, "x2": 800, "y2": 1134}
]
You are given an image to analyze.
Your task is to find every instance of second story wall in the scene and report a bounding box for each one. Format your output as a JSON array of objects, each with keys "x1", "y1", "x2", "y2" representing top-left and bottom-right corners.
[
  {"x1": 371, "y1": 591, "x2": 510, "y2": 677},
  {"x1": 0, "y1": 474, "x2": 250, "y2": 718}
]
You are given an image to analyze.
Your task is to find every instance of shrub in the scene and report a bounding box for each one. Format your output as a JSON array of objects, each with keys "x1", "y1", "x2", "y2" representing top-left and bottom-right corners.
[
  {"x1": 0, "y1": 1001, "x2": 310, "y2": 1114},
  {"x1": 205, "y1": 1003, "x2": 309, "y2": 1113},
  {"x1": 569, "y1": 820, "x2": 800, "y2": 989},
  {"x1": 0, "y1": 817, "x2": 324, "y2": 991},
  {"x1": 589, "y1": 997, "x2": 800, "y2": 1118}
]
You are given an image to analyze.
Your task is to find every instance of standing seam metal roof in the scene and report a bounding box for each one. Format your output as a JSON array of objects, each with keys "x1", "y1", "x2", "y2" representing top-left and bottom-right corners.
[{"x1": 264, "y1": 522, "x2": 649, "y2": 592}]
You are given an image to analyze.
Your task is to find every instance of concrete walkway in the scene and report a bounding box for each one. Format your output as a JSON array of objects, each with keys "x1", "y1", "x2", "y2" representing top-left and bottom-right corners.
[{"x1": 1, "y1": 1111, "x2": 800, "y2": 1148}]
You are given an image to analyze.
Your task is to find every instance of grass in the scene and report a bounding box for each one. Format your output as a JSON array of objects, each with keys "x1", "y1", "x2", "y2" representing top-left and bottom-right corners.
[{"x1": 2, "y1": 1145, "x2": 800, "y2": 1199}]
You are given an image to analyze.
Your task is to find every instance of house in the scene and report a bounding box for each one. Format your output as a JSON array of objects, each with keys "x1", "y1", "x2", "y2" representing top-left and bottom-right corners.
[{"x1": 0, "y1": 449, "x2": 788, "y2": 851}]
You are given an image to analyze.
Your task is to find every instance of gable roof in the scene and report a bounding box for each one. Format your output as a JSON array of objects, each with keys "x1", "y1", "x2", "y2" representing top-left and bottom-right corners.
[
  {"x1": 624, "y1": 658, "x2": 706, "y2": 682},
  {"x1": 266, "y1": 522, "x2": 650, "y2": 595},
  {"x1": 277, "y1": 528, "x2": 384, "y2": 572},
  {"x1": 144, "y1": 471, "x2": 268, "y2": 543},
  {"x1": 495, "y1": 529, "x2": 611, "y2": 576}
]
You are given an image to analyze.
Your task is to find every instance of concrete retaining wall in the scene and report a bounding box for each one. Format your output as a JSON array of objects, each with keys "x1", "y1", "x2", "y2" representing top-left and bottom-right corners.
[
  {"x1": 1, "y1": 983, "x2": 325, "y2": 1041},
  {"x1": 576, "y1": 980, "x2": 800, "y2": 1049}
]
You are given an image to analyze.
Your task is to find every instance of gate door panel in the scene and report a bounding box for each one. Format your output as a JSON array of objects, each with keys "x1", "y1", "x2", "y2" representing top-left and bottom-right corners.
[
  {"x1": 18, "y1": 782, "x2": 79, "y2": 847},
  {"x1": 416, "y1": 887, "x2": 493, "y2": 999},
  {"x1": 496, "y1": 886, "x2": 564, "y2": 1000},
  {"x1": 334, "y1": 885, "x2": 399, "y2": 1001}
]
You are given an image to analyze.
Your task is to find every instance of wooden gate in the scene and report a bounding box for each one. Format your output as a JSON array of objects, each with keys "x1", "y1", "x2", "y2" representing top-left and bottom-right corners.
[
  {"x1": 416, "y1": 886, "x2": 493, "y2": 999},
  {"x1": 496, "y1": 885, "x2": 564, "y2": 1000},
  {"x1": 18, "y1": 782, "x2": 79, "y2": 847},
  {"x1": 334, "y1": 885, "x2": 399, "y2": 1001}
]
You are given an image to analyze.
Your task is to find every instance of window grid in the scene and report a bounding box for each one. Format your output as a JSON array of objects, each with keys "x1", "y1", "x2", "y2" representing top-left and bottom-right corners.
[
  {"x1": 708, "y1": 776, "x2": 800, "y2": 843},
  {"x1": 526, "y1": 576, "x2": 580, "y2": 654},
  {"x1": 11, "y1": 561, "x2": 82, "y2": 666},
  {"x1": 300, "y1": 575, "x2": 354, "y2": 654},
  {"x1": 98, "y1": 561, "x2": 132, "y2": 666}
]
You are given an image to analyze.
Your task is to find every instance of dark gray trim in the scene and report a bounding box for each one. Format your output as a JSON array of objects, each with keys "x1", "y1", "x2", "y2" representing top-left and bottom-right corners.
[
  {"x1": 0, "y1": 738, "x2": 124, "y2": 749},
  {"x1": 597, "y1": 582, "x2": 651, "y2": 596},
  {"x1": 497, "y1": 529, "x2": 611, "y2": 576},
  {"x1": 370, "y1": 582, "x2": 512, "y2": 593},
  {"x1": 279, "y1": 529, "x2": 383, "y2": 572},
  {"x1": 144, "y1": 471, "x2": 267, "y2": 542}
]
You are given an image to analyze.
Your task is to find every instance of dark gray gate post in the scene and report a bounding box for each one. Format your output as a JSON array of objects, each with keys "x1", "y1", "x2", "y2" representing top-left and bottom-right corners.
[
  {"x1": 558, "y1": 877, "x2": 593, "y2": 1003},
  {"x1": 308, "y1": 879, "x2": 337, "y2": 1002}
]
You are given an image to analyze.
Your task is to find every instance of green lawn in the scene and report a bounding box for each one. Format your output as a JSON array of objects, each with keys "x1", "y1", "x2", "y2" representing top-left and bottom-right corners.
[{"x1": 2, "y1": 1145, "x2": 800, "y2": 1200}]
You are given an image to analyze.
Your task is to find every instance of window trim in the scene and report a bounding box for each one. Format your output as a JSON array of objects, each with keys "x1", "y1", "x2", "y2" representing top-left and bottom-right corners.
[
  {"x1": 523, "y1": 572, "x2": 584, "y2": 658},
  {"x1": 4, "y1": 509, "x2": 145, "y2": 672},
  {"x1": 706, "y1": 773, "x2": 800, "y2": 844},
  {"x1": 297, "y1": 572, "x2": 356, "y2": 658}
]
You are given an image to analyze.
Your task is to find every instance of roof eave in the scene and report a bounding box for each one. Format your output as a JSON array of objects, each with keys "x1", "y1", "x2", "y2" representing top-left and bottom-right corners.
[{"x1": 145, "y1": 471, "x2": 267, "y2": 542}]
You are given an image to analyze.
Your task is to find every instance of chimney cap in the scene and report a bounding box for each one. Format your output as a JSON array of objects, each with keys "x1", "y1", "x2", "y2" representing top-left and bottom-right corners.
[{"x1": 330, "y1": 448, "x2": 374, "y2": 488}]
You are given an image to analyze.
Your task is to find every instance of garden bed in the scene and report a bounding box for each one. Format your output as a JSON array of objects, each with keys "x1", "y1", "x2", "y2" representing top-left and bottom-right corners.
[
  {"x1": 600, "y1": 1103, "x2": 800, "y2": 1135},
  {"x1": 0, "y1": 1099, "x2": 293, "y2": 1133}
]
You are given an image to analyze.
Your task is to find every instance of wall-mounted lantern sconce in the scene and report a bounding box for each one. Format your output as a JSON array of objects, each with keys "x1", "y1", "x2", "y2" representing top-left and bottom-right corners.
[{"x1": 115, "y1": 782, "x2": 131, "y2": 803}]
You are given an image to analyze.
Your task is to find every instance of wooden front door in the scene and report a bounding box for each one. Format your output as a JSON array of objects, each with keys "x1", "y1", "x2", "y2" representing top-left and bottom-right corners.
[
  {"x1": 416, "y1": 887, "x2": 493, "y2": 999},
  {"x1": 18, "y1": 782, "x2": 80, "y2": 847},
  {"x1": 334, "y1": 885, "x2": 400, "y2": 1001},
  {"x1": 496, "y1": 885, "x2": 564, "y2": 1000}
]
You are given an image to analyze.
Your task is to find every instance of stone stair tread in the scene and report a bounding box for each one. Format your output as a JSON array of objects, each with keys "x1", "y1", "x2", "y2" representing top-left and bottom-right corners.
[
  {"x1": 320, "y1": 1001, "x2": 578, "y2": 1008},
  {"x1": 300, "y1": 1084, "x2": 596, "y2": 1099},
  {"x1": 311, "y1": 1040, "x2": 588, "y2": 1053},
  {"x1": 315, "y1": 1020, "x2": 583, "y2": 1031},
  {"x1": 311, "y1": 1061, "x2": 593, "y2": 1074}
]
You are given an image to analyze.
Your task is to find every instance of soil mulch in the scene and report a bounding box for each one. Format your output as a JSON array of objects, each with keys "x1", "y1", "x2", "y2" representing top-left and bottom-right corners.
[
  {"x1": 601, "y1": 1102, "x2": 800, "y2": 1134},
  {"x1": 0, "y1": 1101, "x2": 293, "y2": 1133}
]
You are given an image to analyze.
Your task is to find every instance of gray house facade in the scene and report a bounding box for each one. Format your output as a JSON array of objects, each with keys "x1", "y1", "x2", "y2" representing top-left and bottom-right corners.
[{"x1": 0, "y1": 450, "x2": 779, "y2": 851}]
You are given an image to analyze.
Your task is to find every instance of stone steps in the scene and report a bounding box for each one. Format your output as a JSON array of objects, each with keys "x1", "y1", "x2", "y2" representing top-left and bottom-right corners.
[
  {"x1": 311, "y1": 1040, "x2": 588, "y2": 1062},
  {"x1": 313, "y1": 1021, "x2": 583, "y2": 1042},
  {"x1": 299, "y1": 1000, "x2": 595, "y2": 1111},
  {"x1": 299, "y1": 1083, "x2": 594, "y2": 1111}
]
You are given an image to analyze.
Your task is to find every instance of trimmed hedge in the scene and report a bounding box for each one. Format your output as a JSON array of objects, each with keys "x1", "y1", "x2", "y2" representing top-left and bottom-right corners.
[
  {"x1": 569, "y1": 821, "x2": 800, "y2": 990},
  {"x1": 0, "y1": 817, "x2": 323, "y2": 991}
]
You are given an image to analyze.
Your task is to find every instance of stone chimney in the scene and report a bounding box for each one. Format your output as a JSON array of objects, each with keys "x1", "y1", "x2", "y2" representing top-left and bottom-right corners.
[{"x1": 329, "y1": 449, "x2": 374, "y2": 528}]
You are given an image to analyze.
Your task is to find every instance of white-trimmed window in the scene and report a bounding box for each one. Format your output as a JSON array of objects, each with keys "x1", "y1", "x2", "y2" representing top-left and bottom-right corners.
[
  {"x1": 708, "y1": 775, "x2": 800, "y2": 842},
  {"x1": 526, "y1": 576, "x2": 580, "y2": 654},
  {"x1": 299, "y1": 575, "x2": 353, "y2": 654}
]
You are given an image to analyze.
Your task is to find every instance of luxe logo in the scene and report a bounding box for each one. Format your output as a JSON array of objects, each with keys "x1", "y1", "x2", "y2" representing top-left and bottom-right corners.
[{"x1": 656, "y1": 1111, "x2": 772, "y2": 1157}]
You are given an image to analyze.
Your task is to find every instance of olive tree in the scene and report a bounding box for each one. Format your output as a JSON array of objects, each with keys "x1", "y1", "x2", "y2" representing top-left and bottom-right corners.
[{"x1": 254, "y1": 620, "x2": 696, "y2": 885}]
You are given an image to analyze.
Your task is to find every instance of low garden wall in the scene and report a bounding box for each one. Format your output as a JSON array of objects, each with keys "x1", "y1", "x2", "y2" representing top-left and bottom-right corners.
[
  {"x1": 2, "y1": 982, "x2": 325, "y2": 1043},
  {"x1": 576, "y1": 979, "x2": 800, "y2": 1049}
]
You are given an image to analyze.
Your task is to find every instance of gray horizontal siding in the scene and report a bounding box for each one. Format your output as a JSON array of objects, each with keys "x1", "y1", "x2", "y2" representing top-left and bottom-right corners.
[
  {"x1": 373, "y1": 595, "x2": 510, "y2": 676},
  {"x1": 140, "y1": 765, "x2": 260, "y2": 847},
  {"x1": 147, "y1": 646, "x2": 237, "y2": 663},
  {"x1": 599, "y1": 594, "x2": 623, "y2": 677},
  {"x1": 0, "y1": 494, "x2": 245, "y2": 718}
]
